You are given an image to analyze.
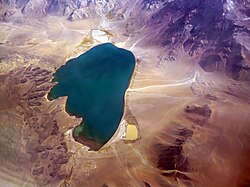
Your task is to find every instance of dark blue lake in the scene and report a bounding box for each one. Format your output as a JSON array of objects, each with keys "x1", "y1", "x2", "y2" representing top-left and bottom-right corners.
[{"x1": 48, "y1": 43, "x2": 136, "y2": 150}]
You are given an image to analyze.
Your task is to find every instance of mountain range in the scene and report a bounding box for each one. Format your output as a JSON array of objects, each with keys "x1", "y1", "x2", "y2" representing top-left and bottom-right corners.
[{"x1": 1, "y1": 0, "x2": 249, "y2": 80}]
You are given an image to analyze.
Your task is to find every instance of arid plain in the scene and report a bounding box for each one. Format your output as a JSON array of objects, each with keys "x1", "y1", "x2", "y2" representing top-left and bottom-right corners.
[{"x1": 0, "y1": 14, "x2": 250, "y2": 187}]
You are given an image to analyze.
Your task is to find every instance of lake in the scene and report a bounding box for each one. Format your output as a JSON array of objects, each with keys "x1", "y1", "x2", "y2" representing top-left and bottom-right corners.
[{"x1": 48, "y1": 43, "x2": 136, "y2": 150}]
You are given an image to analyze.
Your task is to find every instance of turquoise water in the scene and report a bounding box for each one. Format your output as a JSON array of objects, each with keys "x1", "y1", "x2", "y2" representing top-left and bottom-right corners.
[{"x1": 48, "y1": 43, "x2": 135, "y2": 149}]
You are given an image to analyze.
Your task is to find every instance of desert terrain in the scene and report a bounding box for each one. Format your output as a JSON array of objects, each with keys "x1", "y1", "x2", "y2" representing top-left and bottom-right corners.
[{"x1": 0, "y1": 0, "x2": 250, "y2": 186}]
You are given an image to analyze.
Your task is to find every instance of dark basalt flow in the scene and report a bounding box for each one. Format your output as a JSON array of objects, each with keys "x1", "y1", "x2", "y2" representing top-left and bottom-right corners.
[
  {"x1": 155, "y1": 127, "x2": 193, "y2": 180},
  {"x1": 184, "y1": 104, "x2": 212, "y2": 118},
  {"x1": 48, "y1": 43, "x2": 136, "y2": 151},
  {"x1": 143, "y1": 181, "x2": 151, "y2": 187},
  {"x1": 153, "y1": 104, "x2": 212, "y2": 183},
  {"x1": 184, "y1": 104, "x2": 212, "y2": 125}
]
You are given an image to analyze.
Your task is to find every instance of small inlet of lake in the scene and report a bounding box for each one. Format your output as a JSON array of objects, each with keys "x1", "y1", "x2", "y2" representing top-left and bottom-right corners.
[{"x1": 48, "y1": 43, "x2": 136, "y2": 150}]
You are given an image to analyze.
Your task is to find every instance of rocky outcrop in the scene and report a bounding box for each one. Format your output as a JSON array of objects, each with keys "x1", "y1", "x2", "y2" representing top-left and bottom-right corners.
[
  {"x1": 21, "y1": 0, "x2": 46, "y2": 14},
  {"x1": 0, "y1": 0, "x2": 119, "y2": 19},
  {"x1": 184, "y1": 104, "x2": 212, "y2": 124},
  {"x1": 184, "y1": 104, "x2": 212, "y2": 118},
  {"x1": 67, "y1": 8, "x2": 88, "y2": 21},
  {"x1": 4, "y1": 65, "x2": 71, "y2": 186}
]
